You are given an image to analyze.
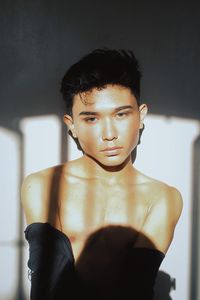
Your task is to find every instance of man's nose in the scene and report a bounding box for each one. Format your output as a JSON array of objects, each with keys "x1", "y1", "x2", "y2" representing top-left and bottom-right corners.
[{"x1": 101, "y1": 119, "x2": 118, "y2": 141}]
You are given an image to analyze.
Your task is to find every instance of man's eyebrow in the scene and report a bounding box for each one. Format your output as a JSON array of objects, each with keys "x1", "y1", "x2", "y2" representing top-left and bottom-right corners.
[{"x1": 78, "y1": 105, "x2": 134, "y2": 116}]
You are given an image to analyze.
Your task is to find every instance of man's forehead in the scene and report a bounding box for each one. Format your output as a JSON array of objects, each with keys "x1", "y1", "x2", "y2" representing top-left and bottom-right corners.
[{"x1": 73, "y1": 85, "x2": 136, "y2": 108}]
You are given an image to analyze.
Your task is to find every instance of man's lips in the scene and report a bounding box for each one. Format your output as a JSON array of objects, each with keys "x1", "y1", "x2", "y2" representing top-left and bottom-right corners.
[{"x1": 101, "y1": 146, "x2": 123, "y2": 151}]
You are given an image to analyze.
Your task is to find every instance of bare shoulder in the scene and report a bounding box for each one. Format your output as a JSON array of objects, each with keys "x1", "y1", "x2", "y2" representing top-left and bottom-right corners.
[
  {"x1": 20, "y1": 164, "x2": 64, "y2": 225},
  {"x1": 21, "y1": 165, "x2": 56, "y2": 200},
  {"x1": 20, "y1": 160, "x2": 80, "y2": 225},
  {"x1": 147, "y1": 177, "x2": 183, "y2": 223},
  {"x1": 134, "y1": 175, "x2": 183, "y2": 253},
  {"x1": 149, "y1": 179, "x2": 183, "y2": 223},
  {"x1": 21, "y1": 170, "x2": 46, "y2": 224},
  {"x1": 137, "y1": 170, "x2": 183, "y2": 219}
]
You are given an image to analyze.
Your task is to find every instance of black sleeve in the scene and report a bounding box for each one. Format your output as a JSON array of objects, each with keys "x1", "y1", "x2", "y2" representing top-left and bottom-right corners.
[{"x1": 24, "y1": 223, "x2": 75, "y2": 300}]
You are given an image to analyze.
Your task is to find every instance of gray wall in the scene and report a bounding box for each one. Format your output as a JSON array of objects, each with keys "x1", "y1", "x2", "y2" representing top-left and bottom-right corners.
[{"x1": 1, "y1": 0, "x2": 200, "y2": 130}]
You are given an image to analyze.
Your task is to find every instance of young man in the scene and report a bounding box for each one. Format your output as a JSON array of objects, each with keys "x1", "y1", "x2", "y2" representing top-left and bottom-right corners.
[{"x1": 21, "y1": 48, "x2": 183, "y2": 299}]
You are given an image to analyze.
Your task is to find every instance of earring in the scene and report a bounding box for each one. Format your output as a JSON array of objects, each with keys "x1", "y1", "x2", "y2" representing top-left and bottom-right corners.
[
  {"x1": 70, "y1": 124, "x2": 77, "y2": 138},
  {"x1": 138, "y1": 124, "x2": 145, "y2": 145},
  {"x1": 72, "y1": 131, "x2": 77, "y2": 138}
]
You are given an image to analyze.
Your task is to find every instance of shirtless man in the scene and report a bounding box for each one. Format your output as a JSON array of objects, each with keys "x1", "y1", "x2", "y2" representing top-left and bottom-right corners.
[{"x1": 21, "y1": 48, "x2": 183, "y2": 299}]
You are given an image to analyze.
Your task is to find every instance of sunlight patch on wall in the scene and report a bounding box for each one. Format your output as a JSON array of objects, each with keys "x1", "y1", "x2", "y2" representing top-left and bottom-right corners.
[{"x1": 19, "y1": 115, "x2": 61, "y2": 176}]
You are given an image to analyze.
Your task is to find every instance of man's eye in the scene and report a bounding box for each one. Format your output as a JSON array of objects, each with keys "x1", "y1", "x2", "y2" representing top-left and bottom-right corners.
[
  {"x1": 117, "y1": 112, "x2": 129, "y2": 118},
  {"x1": 84, "y1": 117, "x2": 97, "y2": 123}
]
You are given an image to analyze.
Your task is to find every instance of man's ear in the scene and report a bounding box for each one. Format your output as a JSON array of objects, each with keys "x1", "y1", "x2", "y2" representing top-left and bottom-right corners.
[
  {"x1": 63, "y1": 114, "x2": 77, "y2": 138},
  {"x1": 139, "y1": 104, "x2": 148, "y2": 129}
]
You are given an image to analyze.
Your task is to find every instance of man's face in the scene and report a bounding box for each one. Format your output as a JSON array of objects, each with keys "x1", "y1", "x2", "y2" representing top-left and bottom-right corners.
[{"x1": 64, "y1": 84, "x2": 147, "y2": 167}]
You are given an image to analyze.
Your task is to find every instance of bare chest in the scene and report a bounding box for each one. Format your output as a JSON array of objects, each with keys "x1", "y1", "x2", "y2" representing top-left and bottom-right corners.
[{"x1": 57, "y1": 182, "x2": 152, "y2": 259}]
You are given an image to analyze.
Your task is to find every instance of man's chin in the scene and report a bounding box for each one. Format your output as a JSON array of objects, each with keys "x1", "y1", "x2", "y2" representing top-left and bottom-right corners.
[{"x1": 85, "y1": 153, "x2": 131, "y2": 172}]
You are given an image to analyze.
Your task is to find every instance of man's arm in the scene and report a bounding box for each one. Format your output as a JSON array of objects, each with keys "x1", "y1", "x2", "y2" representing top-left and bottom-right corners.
[
  {"x1": 21, "y1": 172, "x2": 48, "y2": 224},
  {"x1": 21, "y1": 173, "x2": 75, "y2": 300},
  {"x1": 134, "y1": 186, "x2": 183, "y2": 254}
]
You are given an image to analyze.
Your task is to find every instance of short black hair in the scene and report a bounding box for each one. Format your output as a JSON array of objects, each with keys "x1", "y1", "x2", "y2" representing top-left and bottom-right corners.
[{"x1": 60, "y1": 47, "x2": 142, "y2": 116}]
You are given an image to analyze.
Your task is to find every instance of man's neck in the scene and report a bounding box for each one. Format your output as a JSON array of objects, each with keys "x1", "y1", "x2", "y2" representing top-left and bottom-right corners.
[{"x1": 79, "y1": 154, "x2": 137, "y2": 186}]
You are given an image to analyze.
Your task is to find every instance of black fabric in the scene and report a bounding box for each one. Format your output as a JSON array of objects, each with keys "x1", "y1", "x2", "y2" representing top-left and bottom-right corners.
[
  {"x1": 24, "y1": 222, "x2": 165, "y2": 300},
  {"x1": 24, "y1": 222, "x2": 76, "y2": 300},
  {"x1": 120, "y1": 247, "x2": 165, "y2": 299}
]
